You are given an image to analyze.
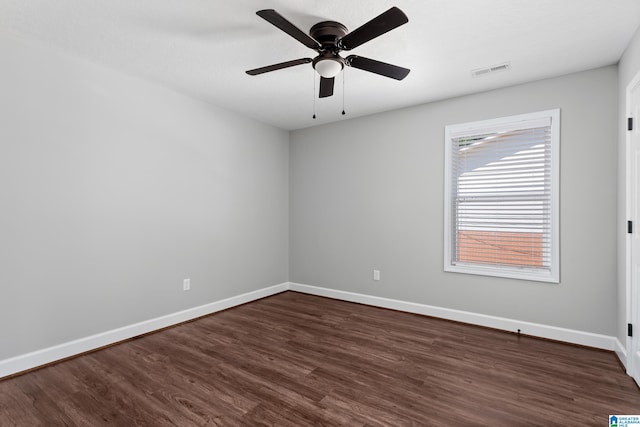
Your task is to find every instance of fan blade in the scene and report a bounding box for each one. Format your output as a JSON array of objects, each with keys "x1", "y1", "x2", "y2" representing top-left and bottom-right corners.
[
  {"x1": 256, "y1": 9, "x2": 320, "y2": 50},
  {"x1": 346, "y1": 55, "x2": 410, "y2": 80},
  {"x1": 319, "y1": 77, "x2": 335, "y2": 98},
  {"x1": 339, "y1": 7, "x2": 408, "y2": 50},
  {"x1": 246, "y1": 58, "x2": 312, "y2": 75}
]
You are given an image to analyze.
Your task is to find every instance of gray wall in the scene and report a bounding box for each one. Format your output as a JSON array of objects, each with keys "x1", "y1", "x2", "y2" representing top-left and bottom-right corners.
[
  {"x1": 0, "y1": 25, "x2": 626, "y2": 363},
  {"x1": 618, "y1": 26, "x2": 640, "y2": 345},
  {"x1": 290, "y1": 66, "x2": 618, "y2": 336},
  {"x1": 0, "y1": 31, "x2": 289, "y2": 360}
]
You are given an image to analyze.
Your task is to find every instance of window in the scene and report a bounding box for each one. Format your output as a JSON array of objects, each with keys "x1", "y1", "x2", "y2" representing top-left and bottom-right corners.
[{"x1": 444, "y1": 109, "x2": 560, "y2": 283}]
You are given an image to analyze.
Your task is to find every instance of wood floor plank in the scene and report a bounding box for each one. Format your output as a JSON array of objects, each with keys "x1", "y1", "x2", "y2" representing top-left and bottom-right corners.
[
  {"x1": 1, "y1": 290, "x2": 639, "y2": 426},
  {"x1": 0, "y1": 381, "x2": 46, "y2": 426}
]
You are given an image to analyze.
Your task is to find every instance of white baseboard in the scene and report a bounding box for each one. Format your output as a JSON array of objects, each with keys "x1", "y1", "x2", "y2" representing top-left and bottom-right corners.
[
  {"x1": 0, "y1": 283, "x2": 288, "y2": 379},
  {"x1": 615, "y1": 339, "x2": 628, "y2": 371},
  {"x1": 288, "y1": 282, "x2": 619, "y2": 352},
  {"x1": 0, "y1": 281, "x2": 624, "y2": 380}
]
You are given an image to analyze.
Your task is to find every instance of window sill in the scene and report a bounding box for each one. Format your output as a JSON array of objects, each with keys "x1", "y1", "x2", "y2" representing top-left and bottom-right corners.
[{"x1": 444, "y1": 263, "x2": 559, "y2": 283}]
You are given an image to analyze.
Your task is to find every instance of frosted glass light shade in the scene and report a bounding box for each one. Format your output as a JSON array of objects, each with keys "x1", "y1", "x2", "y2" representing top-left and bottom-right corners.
[{"x1": 314, "y1": 59, "x2": 343, "y2": 78}]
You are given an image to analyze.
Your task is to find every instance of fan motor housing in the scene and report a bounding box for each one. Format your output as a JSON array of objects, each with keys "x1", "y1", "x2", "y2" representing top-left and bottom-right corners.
[{"x1": 309, "y1": 21, "x2": 348, "y2": 48}]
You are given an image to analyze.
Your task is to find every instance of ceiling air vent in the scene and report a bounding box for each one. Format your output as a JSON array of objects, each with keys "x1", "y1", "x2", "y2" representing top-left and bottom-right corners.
[{"x1": 471, "y1": 62, "x2": 511, "y2": 78}]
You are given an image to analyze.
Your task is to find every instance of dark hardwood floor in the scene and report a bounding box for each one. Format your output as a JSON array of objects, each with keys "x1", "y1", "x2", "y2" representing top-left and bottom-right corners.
[{"x1": 1, "y1": 291, "x2": 639, "y2": 426}]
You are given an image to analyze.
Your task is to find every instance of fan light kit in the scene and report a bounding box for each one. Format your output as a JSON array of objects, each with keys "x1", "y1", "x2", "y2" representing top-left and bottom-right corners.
[
  {"x1": 313, "y1": 56, "x2": 344, "y2": 78},
  {"x1": 246, "y1": 7, "x2": 410, "y2": 99}
]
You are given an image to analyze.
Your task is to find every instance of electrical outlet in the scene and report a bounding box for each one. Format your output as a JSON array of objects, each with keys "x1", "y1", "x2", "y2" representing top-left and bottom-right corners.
[
  {"x1": 373, "y1": 270, "x2": 380, "y2": 281},
  {"x1": 183, "y1": 278, "x2": 191, "y2": 291}
]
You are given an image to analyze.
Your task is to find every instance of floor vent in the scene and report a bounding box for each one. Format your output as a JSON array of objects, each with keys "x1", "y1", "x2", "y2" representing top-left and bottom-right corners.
[{"x1": 471, "y1": 62, "x2": 511, "y2": 78}]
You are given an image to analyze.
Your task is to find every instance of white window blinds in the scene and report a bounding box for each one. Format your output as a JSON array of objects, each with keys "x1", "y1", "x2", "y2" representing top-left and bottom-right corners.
[{"x1": 444, "y1": 110, "x2": 559, "y2": 282}]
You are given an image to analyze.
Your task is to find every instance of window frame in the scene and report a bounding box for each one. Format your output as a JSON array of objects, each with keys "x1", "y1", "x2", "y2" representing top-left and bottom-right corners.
[{"x1": 443, "y1": 109, "x2": 560, "y2": 283}]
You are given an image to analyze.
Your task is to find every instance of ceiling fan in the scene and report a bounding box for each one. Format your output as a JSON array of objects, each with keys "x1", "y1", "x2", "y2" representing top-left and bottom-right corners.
[{"x1": 246, "y1": 7, "x2": 410, "y2": 98}]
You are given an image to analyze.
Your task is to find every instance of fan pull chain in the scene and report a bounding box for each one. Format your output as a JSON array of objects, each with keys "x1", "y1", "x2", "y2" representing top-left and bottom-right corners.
[
  {"x1": 312, "y1": 72, "x2": 317, "y2": 119},
  {"x1": 342, "y1": 70, "x2": 346, "y2": 116}
]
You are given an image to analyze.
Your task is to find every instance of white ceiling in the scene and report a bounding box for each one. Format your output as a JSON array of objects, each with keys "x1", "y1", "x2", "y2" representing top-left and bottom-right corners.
[{"x1": 1, "y1": 1, "x2": 639, "y2": 130}]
